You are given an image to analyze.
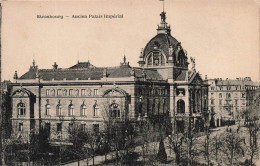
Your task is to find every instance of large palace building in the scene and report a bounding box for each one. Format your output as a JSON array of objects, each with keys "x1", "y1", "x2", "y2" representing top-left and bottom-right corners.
[{"x1": 9, "y1": 11, "x2": 208, "y2": 141}]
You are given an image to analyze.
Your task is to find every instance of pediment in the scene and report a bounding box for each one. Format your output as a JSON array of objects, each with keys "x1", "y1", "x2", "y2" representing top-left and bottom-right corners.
[{"x1": 190, "y1": 74, "x2": 203, "y2": 85}]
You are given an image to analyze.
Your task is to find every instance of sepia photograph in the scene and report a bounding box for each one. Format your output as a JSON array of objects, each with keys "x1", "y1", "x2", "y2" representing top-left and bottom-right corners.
[{"x1": 0, "y1": 0, "x2": 260, "y2": 165}]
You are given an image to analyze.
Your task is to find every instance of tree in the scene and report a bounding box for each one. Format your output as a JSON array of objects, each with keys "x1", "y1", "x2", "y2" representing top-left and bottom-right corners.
[
  {"x1": 100, "y1": 99, "x2": 136, "y2": 165},
  {"x1": 244, "y1": 95, "x2": 260, "y2": 166},
  {"x1": 0, "y1": 83, "x2": 12, "y2": 165},
  {"x1": 220, "y1": 129, "x2": 245, "y2": 166},
  {"x1": 209, "y1": 134, "x2": 222, "y2": 165},
  {"x1": 156, "y1": 138, "x2": 167, "y2": 163},
  {"x1": 168, "y1": 133, "x2": 184, "y2": 165},
  {"x1": 67, "y1": 122, "x2": 88, "y2": 166}
]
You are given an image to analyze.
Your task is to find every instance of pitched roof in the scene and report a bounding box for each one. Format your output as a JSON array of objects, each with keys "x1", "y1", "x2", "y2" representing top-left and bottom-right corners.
[
  {"x1": 69, "y1": 61, "x2": 95, "y2": 69},
  {"x1": 175, "y1": 70, "x2": 187, "y2": 81},
  {"x1": 19, "y1": 64, "x2": 164, "y2": 81},
  {"x1": 216, "y1": 80, "x2": 259, "y2": 86},
  {"x1": 20, "y1": 68, "x2": 104, "y2": 81},
  {"x1": 108, "y1": 66, "x2": 164, "y2": 80}
]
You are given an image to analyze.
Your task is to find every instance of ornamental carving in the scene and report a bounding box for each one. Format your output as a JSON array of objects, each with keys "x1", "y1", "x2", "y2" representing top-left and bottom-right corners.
[
  {"x1": 13, "y1": 91, "x2": 28, "y2": 97},
  {"x1": 51, "y1": 89, "x2": 55, "y2": 96},
  {"x1": 63, "y1": 89, "x2": 67, "y2": 96},
  {"x1": 87, "y1": 88, "x2": 92, "y2": 96},
  {"x1": 75, "y1": 89, "x2": 79, "y2": 96}
]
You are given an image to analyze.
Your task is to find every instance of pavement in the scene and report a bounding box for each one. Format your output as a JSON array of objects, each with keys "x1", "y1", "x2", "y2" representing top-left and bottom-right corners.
[{"x1": 63, "y1": 153, "x2": 114, "y2": 166}]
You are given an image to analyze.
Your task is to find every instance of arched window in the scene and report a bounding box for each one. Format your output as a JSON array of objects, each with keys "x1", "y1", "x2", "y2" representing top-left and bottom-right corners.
[
  {"x1": 93, "y1": 104, "x2": 99, "y2": 117},
  {"x1": 226, "y1": 93, "x2": 231, "y2": 99},
  {"x1": 110, "y1": 103, "x2": 120, "y2": 118},
  {"x1": 45, "y1": 104, "x2": 51, "y2": 116},
  {"x1": 68, "y1": 104, "x2": 75, "y2": 116},
  {"x1": 56, "y1": 104, "x2": 62, "y2": 116},
  {"x1": 177, "y1": 100, "x2": 185, "y2": 113},
  {"x1": 147, "y1": 52, "x2": 166, "y2": 66},
  {"x1": 148, "y1": 54, "x2": 152, "y2": 65},
  {"x1": 17, "y1": 102, "x2": 25, "y2": 116},
  {"x1": 81, "y1": 104, "x2": 87, "y2": 116}
]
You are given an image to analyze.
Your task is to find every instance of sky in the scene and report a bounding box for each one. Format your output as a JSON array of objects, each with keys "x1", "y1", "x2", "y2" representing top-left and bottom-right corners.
[{"x1": 1, "y1": 0, "x2": 260, "y2": 81}]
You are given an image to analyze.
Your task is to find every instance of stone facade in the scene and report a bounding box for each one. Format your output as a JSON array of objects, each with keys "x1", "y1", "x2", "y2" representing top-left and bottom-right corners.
[
  {"x1": 9, "y1": 11, "x2": 208, "y2": 141},
  {"x1": 206, "y1": 77, "x2": 260, "y2": 127}
]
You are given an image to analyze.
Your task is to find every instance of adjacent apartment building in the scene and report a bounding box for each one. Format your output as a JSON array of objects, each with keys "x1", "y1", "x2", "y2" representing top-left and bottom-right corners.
[{"x1": 207, "y1": 77, "x2": 259, "y2": 127}]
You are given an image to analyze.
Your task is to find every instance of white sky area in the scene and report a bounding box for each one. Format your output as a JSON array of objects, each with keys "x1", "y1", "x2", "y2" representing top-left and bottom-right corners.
[{"x1": 1, "y1": 0, "x2": 260, "y2": 81}]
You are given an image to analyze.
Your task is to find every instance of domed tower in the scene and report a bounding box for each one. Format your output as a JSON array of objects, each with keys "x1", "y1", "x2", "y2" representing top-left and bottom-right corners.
[{"x1": 138, "y1": 11, "x2": 189, "y2": 80}]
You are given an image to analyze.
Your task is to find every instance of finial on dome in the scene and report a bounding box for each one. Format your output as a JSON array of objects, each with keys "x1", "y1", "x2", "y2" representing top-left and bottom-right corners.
[
  {"x1": 160, "y1": 11, "x2": 166, "y2": 23},
  {"x1": 157, "y1": 0, "x2": 171, "y2": 35},
  {"x1": 160, "y1": 0, "x2": 165, "y2": 12}
]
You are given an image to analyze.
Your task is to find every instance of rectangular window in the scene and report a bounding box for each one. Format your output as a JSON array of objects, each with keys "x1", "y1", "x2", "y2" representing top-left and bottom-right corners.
[
  {"x1": 211, "y1": 99, "x2": 214, "y2": 105},
  {"x1": 45, "y1": 123, "x2": 51, "y2": 138},
  {"x1": 161, "y1": 89, "x2": 165, "y2": 95},
  {"x1": 81, "y1": 124, "x2": 86, "y2": 131},
  {"x1": 46, "y1": 89, "x2": 50, "y2": 96},
  {"x1": 219, "y1": 93, "x2": 222, "y2": 98},
  {"x1": 93, "y1": 106, "x2": 99, "y2": 117},
  {"x1": 57, "y1": 123, "x2": 62, "y2": 132},
  {"x1": 69, "y1": 106, "x2": 74, "y2": 116},
  {"x1": 211, "y1": 87, "x2": 215, "y2": 90},
  {"x1": 57, "y1": 89, "x2": 62, "y2": 96},
  {"x1": 69, "y1": 89, "x2": 73, "y2": 96},
  {"x1": 81, "y1": 89, "x2": 86, "y2": 96},
  {"x1": 219, "y1": 100, "x2": 222, "y2": 105},
  {"x1": 226, "y1": 93, "x2": 231, "y2": 99},
  {"x1": 94, "y1": 89, "x2": 98, "y2": 96},
  {"x1": 235, "y1": 100, "x2": 238, "y2": 105},
  {"x1": 18, "y1": 103, "x2": 26, "y2": 116},
  {"x1": 18, "y1": 123, "x2": 23, "y2": 131},
  {"x1": 219, "y1": 86, "x2": 223, "y2": 91},
  {"x1": 69, "y1": 123, "x2": 73, "y2": 132},
  {"x1": 57, "y1": 106, "x2": 62, "y2": 116},
  {"x1": 227, "y1": 86, "x2": 231, "y2": 91},
  {"x1": 46, "y1": 105, "x2": 50, "y2": 116},
  {"x1": 93, "y1": 124, "x2": 99, "y2": 133},
  {"x1": 82, "y1": 107, "x2": 87, "y2": 116}
]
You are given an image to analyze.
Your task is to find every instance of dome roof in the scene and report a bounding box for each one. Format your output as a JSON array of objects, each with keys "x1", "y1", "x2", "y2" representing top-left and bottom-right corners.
[{"x1": 143, "y1": 33, "x2": 180, "y2": 58}]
